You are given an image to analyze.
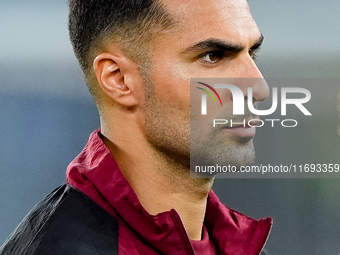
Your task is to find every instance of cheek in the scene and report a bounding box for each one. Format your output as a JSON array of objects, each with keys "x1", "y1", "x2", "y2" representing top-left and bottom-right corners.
[
  {"x1": 152, "y1": 61, "x2": 191, "y2": 111},
  {"x1": 143, "y1": 80, "x2": 191, "y2": 157}
]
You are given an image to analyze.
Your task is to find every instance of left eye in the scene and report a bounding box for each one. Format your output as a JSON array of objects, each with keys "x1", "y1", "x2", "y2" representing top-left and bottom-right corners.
[
  {"x1": 249, "y1": 48, "x2": 260, "y2": 61},
  {"x1": 200, "y1": 51, "x2": 224, "y2": 64}
]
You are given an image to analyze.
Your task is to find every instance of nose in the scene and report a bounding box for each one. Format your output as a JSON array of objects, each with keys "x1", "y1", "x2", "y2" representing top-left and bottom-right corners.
[{"x1": 236, "y1": 55, "x2": 270, "y2": 103}]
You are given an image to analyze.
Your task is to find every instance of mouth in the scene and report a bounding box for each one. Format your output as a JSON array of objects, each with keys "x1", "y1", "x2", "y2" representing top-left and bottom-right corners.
[{"x1": 222, "y1": 118, "x2": 259, "y2": 137}]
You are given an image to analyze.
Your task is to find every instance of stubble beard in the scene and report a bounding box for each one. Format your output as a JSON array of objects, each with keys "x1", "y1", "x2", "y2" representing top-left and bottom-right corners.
[
  {"x1": 190, "y1": 135, "x2": 255, "y2": 170},
  {"x1": 190, "y1": 106, "x2": 256, "y2": 171},
  {"x1": 141, "y1": 68, "x2": 191, "y2": 171},
  {"x1": 141, "y1": 66, "x2": 255, "y2": 177}
]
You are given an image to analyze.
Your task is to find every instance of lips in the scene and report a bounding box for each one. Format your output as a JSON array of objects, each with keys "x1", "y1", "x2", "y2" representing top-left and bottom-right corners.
[
  {"x1": 222, "y1": 118, "x2": 260, "y2": 137},
  {"x1": 224, "y1": 126, "x2": 256, "y2": 137}
]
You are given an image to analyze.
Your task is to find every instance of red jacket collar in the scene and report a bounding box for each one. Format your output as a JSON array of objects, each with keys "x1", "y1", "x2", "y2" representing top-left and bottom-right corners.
[{"x1": 67, "y1": 130, "x2": 272, "y2": 255}]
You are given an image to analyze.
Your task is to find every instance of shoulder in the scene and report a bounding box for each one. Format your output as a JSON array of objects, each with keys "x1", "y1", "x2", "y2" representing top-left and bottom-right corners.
[{"x1": 0, "y1": 185, "x2": 119, "y2": 255}]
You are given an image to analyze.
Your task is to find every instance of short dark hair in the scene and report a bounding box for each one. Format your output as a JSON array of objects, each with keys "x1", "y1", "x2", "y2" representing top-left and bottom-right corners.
[{"x1": 68, "y1": 0, "x2": 175, "y2": 100}]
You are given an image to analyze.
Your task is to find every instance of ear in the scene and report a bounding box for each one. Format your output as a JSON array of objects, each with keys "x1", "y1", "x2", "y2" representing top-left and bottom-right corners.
[{"x1": 93, "y1": 52, "x2": 140, "y2": 107}]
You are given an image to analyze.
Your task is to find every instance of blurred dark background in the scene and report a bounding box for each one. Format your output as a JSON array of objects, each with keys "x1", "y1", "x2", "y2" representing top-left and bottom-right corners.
[{"x1": 1, "y1": 1, "x2": 340, "y2": 254}]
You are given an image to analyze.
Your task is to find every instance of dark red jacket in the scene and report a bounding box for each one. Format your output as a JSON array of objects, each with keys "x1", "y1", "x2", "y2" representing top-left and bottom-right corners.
[
  {"x1": 67, "y1": 130, "x2": 272, "y2": 255},
  {"x1": 0, "y1": 130, "x2": 272, "y2": 255}
]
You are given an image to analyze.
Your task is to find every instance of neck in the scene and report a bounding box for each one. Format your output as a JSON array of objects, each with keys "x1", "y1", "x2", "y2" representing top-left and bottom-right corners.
[{"x1": 101, "y1": 124, "x2": 214, "y2": 241}]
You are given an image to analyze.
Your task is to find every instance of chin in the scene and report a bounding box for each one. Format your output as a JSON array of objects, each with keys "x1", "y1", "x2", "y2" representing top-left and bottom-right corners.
[{"x1": 190, "y1": 140, "x2": 255, "y2": 169}]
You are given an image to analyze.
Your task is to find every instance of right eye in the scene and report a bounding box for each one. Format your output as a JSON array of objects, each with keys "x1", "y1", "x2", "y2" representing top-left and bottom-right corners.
[{"x1": 199, "y1": 51, "x2": 225, "y2": 65}]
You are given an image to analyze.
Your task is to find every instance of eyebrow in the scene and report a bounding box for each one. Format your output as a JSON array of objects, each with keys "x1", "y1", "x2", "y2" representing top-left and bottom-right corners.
[{"x1": 183, "y1": 34, "x2": 264, "y2": 54}]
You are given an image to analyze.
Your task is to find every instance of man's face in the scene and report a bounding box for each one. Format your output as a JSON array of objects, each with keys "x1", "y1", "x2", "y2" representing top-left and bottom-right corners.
[{"x1": 142, "y1": 0, "x2": 269, "y2": 168}]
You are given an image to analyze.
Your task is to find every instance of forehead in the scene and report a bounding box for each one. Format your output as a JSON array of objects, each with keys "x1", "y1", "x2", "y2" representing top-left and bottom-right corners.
[{"x1": 159, "y1": 0, "x2": 260, "y2": 45}]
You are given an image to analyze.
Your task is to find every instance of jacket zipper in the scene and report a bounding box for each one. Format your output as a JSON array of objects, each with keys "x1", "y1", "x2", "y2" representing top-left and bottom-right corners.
[{"x1": 169, "y1": 209, "x2": 196, "y2": 255}]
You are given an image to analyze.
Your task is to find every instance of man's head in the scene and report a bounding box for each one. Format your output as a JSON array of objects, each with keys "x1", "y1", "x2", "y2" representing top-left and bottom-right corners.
[{"x1": 68, "y1": 0, "x2": 269, "y2": 169}]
